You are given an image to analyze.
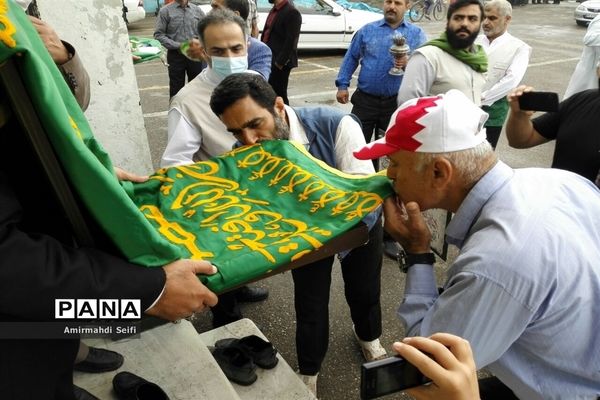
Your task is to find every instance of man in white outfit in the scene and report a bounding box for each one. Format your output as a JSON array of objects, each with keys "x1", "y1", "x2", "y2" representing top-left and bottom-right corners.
[
  {"x1": 476, "y1": 0, "x2": 530, "y2": 148},
  {"x1": 564, "y1": 14, "x2": 600, "y2": 99}
]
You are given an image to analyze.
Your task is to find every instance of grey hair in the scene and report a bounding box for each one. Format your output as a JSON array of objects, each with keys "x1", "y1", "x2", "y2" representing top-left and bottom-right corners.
[
  {"x1": 413, "y1": 140, "x2": 497, "y2": 186},
  {"x1": 484, "y1": 0, "x2": 512, "y2": 17},
  {"x1": 198, "y1": 8, "x2": 248, "y2": 44}
]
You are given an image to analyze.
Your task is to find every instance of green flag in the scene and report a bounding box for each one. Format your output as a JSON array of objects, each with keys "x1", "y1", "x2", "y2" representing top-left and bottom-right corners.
[
  {"x1": 0, "y1": 1, "x2": 183, "y2": 266},
  {"x1": 133, "y1": 141, "x2": 393, "y2": 291},
  {"x1": 0, "y1": 3, "x2": 393, "y2": 292}
]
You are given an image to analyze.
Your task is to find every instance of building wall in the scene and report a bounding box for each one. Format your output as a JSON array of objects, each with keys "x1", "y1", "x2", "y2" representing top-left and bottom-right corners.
[{"x1": 38, "y1": 0, "x2": 154, "y2": 174}]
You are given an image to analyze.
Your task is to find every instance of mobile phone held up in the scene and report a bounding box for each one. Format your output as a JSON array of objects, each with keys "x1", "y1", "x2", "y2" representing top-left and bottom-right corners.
[
  {"x1": 518, "y1": 91, "x2": 559, "y2": 112},
  {"x1": 360, "y1": 355, "x2": 431, "y2": 399}
]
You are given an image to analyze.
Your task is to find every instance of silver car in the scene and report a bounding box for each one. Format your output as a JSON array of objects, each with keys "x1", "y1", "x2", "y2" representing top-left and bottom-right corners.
[
  {"x1": 197, "y1": 0, "x2": 383, "y2": 50},
  {"x1": 575, "y1": 0, "x2": 600, "y2": 26}
]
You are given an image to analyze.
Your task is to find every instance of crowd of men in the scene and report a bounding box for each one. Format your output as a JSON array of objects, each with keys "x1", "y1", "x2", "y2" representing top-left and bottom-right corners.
[{"x1": 1, "y1": 0, "x2": 600, "y2": 399}]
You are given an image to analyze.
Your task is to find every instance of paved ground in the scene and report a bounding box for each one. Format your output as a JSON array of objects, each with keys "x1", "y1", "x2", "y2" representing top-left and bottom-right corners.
[{"x1": 127, "y1": 3, "x2": 585, "y2": 398}]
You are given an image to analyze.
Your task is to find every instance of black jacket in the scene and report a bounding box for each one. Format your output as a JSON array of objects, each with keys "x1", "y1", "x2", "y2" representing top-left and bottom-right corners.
[{"x1": 261, "y1": 1, "x2": 302, "y2": 68}]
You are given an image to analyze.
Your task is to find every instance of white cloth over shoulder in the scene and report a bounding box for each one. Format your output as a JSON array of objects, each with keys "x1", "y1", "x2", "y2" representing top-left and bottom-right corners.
[{"x1": 564, "y1": 14, "x2": 600, "y2": 99}]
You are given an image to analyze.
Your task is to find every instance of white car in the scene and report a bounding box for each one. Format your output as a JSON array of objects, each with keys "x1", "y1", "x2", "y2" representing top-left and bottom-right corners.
[
  {"x1": 198, "y1": 0, "x2": 383, "y2": 49},
  {"x1": 123, "y1": 0, "x2": 146, "y2": 25},
  {"x1": 575, "y1": 0, "x2": 600, "y2": 26}
]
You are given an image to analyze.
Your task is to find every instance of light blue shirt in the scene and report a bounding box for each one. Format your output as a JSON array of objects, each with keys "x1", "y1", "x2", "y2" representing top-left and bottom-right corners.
[
  {"x1": 335, "y1": 19, "x2": 427, "y2": 97},
  {"x1": 398, "y1": 161, "x2": 600, "y2": 400}
]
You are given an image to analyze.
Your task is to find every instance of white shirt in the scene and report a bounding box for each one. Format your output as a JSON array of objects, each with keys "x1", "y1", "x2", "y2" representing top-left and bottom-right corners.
[
  {"x1": 161, "y1": 69, "x2": 259, "y2": 167},
  {"x1": 284, "y1": 105, "x2": 375, "y2": 176},
  {"x1": 564, "y1": 14, "x2": 600, "y2": 99},
  {"x1": 476, "y1": 32, "x2": 531, "y2": 106}
]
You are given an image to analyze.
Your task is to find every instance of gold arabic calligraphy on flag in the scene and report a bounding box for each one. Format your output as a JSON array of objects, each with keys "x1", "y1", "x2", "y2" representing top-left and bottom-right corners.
[{"x1": 133, "y1": 142, "x2": 388, "y2": 276}]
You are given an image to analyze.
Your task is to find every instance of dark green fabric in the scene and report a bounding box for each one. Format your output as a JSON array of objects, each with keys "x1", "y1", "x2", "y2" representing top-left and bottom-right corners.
[
  {"x1": 0, "y1": 4, "x2": 393, "y2": 292},
  {"x1": 424, "y1": 32, "x2": 488, "y2": 73},
  {"x1": 482, "y1": 97, "x2": 509, "y2": 127},
  {"x1": 0, "y1": 2, "x2": 182, "y2": 267}
]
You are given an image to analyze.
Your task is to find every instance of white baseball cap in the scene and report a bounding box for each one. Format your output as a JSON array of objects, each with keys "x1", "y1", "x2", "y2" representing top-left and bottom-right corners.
[{"x1": 354, "y1": 90, "x2": 488, "y2": 160}]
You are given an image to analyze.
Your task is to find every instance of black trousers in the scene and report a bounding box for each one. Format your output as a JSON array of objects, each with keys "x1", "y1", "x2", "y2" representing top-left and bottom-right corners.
[
  {"x1": 350, "y1": 89, "x2": 399, "y2": 143},
  {"x1": 292, "y1": 221, "x2": 383, "y2": 375},
  {"x1": 211, "y1": 290, "x2": 242, "y2": 328},
  {"x1": 166, "y1": 50, "x2": 205, "y2": 98},
  {"x1": 0, "y1": 338, "x2": 79, "y2": 399},
  {"x1": 486, "y1": 126, "x2": 502, "y2": 150},
  {"x1": 268, "y1": 63, "x2": 292, "y2": 105}
]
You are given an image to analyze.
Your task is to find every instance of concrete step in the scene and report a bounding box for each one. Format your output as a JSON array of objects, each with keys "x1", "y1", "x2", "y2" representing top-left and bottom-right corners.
[{"x1": 73, "y1": 320, "x2": 240, "y2": 399}]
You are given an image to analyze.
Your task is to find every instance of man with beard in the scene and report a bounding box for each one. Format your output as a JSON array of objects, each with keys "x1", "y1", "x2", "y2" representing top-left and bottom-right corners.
[
  {"x1": 210, "y1": 73, "x2": 386, "y2": 398},
  {"x1": 335, "y1": 0, "x2": 426, "y2": 262},
  {"x1": 161, "y1": 9, "x2": 269, "y2": 329},
  {"x1": 397, "y1": 0, "x2": 487, "y2": 106},
  {"x1": 476, "y1": 0, "x2": 530, "y2": 149}
]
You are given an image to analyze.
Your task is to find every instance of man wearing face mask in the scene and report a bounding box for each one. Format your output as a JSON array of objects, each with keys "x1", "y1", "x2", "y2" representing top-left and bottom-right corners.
[
  {"x1": 160, "y1": 10, "x2": 269, "y2": 323},
  {"x1": 396, "y1": 0, "x2": 487, "y2": 106},
  {"x1": 161, "y1": 9, "x2": 259, "y2": 167}
]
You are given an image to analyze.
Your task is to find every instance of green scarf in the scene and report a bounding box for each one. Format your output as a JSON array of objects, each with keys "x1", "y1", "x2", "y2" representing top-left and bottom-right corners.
[{"x1": 424, "y1": 32, "x2": 488, "y2": 73}]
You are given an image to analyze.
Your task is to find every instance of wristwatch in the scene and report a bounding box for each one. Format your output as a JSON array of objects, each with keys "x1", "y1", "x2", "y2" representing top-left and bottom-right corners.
[{"x1": 398, "y1": 250, "x2": 435, "y2": 273}]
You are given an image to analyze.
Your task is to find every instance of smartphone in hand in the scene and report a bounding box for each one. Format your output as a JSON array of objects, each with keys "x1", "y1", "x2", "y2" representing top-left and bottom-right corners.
[
  {"x1": 518, "y1": 91, "x2": 559, "y2": 112},
  {"x1": 360, "y1": 356, "x2": 432, "y2": 399}
]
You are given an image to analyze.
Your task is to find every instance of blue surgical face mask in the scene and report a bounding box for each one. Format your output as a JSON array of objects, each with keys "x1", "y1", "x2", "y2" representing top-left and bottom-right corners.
[{"x1": 211, "y1": 55, "x2": 248, "y2": 80}]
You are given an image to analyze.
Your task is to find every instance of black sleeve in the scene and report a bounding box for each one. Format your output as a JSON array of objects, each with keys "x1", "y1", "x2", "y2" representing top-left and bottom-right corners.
[
  {"x1": 275, "y1": 8, "x2": 302, "y2": 67},
  {"x1": 531, "y1": 94, "x2": 577, "y2": 141},
  {"x1": 0, "y1": 177, "x2": 166, "y2": 321}
]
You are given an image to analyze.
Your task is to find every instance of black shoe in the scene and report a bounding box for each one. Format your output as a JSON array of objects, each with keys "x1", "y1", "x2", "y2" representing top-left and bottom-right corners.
[
  {"x1": 112, "y1": 371, "x2": 170, "y2": 400},
  {"x1": 215, "y1": 335, "x2": 279, "y2": 369},
  {"x1": 73, "y1": 385, "x2": 100, "y2": 400},
  {"x1": 211, "y1": 346, "x2": 258, "y2": 386},
  {"x1": 234, "y1": 285, "x2": 269, "y2": 303},
  {"x1": 74, "y1": 347, "x2": 124, "y2": 373},
  {"x1": 383, "y1": 240, "x2": 402, "y2": 261}
]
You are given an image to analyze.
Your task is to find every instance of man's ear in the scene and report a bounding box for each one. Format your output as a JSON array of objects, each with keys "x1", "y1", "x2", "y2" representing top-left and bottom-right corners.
[
  {"x1": 430, "y1": 156, "x2": 453, "y2": 189},
  {"x1": 274, "y1": 97, "x2": 286, "y2": 118}
]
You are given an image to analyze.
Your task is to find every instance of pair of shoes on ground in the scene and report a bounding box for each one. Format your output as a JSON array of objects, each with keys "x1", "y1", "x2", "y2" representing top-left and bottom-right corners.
[
  {"x1": 234, "y1": 285, "x2": 269, "y2": 303},
  {"x1": 211, "y1": 335, "x2": 278, "y2": 386},
  {"x1": 74, "y1": 372, "x2": 170, "y2": 400},
  {"x1": 73, "y1": 347, "x2": 169, "y2": 399}
]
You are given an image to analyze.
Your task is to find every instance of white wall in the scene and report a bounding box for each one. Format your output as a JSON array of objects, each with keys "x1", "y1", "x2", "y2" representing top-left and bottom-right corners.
[{"x1": 38, "y1": 0, "x2": 154, "y2": 174}]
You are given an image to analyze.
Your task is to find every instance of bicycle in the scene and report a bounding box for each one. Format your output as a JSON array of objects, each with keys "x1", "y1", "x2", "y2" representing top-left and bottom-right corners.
[{"x1": 408, "y1": 0, "x2": 446, "y2": 22}]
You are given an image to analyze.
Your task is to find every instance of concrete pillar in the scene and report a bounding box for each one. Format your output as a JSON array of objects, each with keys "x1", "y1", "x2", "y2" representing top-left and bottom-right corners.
[{"x1": 37, "y1": 0, "x2": 154, "y2": 174}]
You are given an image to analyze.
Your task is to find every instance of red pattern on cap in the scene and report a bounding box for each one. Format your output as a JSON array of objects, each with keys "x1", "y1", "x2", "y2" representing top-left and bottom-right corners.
[{"x1": 392, "y1": 96, "x2": 440, "y2": 152}]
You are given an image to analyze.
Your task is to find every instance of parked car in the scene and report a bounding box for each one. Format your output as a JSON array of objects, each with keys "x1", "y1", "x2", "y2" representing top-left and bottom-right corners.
[
  {"x1": 123, "y1": 0, "x2": 146, "y2": 25},
  {"x1": 196, "y1": 0, "x2": 383, "y2": 49},
  {"x1": 575, "y1": 0, "x2": 600, "y2": 26}
]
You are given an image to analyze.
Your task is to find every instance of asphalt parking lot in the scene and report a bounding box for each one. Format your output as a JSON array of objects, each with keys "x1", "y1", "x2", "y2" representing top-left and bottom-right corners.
[{"x1": 128, "y1": 3, "x2": 586, "y2": 398}]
